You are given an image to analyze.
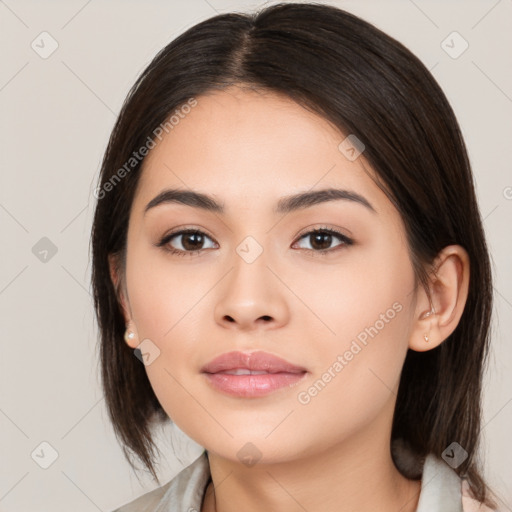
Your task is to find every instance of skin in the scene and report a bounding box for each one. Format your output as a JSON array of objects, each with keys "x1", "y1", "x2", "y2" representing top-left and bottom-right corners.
[{"x1": 110, "y1": 86, "x2": 470, "y2": 512}]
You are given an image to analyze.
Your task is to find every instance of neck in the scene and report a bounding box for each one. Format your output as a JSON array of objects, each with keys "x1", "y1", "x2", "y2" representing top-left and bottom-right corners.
[{"x1": 201, "y1": 418, "x2": 421, "y2": 512}]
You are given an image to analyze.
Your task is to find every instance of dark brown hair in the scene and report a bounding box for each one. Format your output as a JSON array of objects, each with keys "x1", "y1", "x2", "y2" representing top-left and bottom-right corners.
[{"x1": 91, "y1": 2, "x2": 497, "y2": 507}]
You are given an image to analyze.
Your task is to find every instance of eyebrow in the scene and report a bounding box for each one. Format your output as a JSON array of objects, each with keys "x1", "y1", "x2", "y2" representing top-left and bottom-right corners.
[{"x1": 144, "y1": 187, "x2": 376, "y2": 216}]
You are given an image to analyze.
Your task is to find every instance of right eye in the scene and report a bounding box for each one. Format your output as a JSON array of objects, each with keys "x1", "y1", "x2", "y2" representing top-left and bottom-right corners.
[{"x1": 156, "y1": 229, "x2": 218, "y2": 257}]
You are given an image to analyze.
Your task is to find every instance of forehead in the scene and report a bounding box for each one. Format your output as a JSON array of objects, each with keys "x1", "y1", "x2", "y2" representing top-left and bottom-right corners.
[{"x1": 132, "y1": 87, "x2": 389, "y2": 218}]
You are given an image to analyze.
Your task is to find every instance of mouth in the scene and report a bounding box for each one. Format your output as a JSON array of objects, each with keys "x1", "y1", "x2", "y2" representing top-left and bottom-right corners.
[
  {"x1": 217, "y1": 369, "x2": 287, "y2": 375},
  {"x1": 201, "y1": 351, "x2": 308, "y2": 398}
]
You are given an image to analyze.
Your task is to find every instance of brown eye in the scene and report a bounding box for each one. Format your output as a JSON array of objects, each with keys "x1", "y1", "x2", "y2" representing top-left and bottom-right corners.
[
  {"x1": 157, "y1": 229, "x2": 217, "y2": 256},
  {"x1": 293, "y1": 228, "x2": 353, "y2": 255},
  {"x1": 178, "y1": 232, "x2": 206, "y2": 251}
]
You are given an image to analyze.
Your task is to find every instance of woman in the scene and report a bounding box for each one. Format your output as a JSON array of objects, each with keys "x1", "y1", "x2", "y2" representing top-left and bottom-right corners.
[{"x1": 91, "y1": 2, "x2": 500, "y2": 510}]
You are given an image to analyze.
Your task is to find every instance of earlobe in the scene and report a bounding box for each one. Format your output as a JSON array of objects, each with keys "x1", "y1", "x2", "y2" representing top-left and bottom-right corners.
[
  {"x1": 419, "y1": 307, "x2": 436, "y2": 343},
  {"x1": 409, "y1": 245, "x2": 470, "y2": 353},
  {"x1": 124, "y1": 326, "x2": 139, "y2": 349}
]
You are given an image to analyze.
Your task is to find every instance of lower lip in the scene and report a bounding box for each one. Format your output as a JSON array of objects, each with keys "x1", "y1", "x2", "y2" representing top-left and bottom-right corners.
[{"x1": 203, "y1": 372, "x2": 307, "y2": 397}]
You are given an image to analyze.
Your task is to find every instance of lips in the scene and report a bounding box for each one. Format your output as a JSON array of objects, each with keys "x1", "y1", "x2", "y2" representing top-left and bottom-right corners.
[
  {"x1": 201, "y1": 350, "x2": 307, "y2": 375},
  {"x1": 201, "y1": 351, "x2": 308, "y2": 398}
]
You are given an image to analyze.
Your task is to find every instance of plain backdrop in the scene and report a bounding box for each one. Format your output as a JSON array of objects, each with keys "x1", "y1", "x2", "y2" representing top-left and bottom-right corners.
[{"x1": 1, "y1": 0, "x2": 511, "y2": 510}]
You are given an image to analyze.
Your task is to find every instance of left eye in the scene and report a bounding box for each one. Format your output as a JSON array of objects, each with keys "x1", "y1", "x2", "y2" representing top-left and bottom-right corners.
[{"x1": 293, "y1": 228, "x2": 353, "y2": 252}]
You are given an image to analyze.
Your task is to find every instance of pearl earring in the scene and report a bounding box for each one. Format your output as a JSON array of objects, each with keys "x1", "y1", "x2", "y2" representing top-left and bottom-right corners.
[{"x1": 124, "y1": 329, "x2": 135, "y2": 343}]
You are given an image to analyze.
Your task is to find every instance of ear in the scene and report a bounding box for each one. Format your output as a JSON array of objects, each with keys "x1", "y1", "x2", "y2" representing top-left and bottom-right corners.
[
  {"x1": 409, "y1": 245, "x2": 470, "y2": 352},
  {"x1": 108, "y1": 253, "x2": 138, "y2": 349}
]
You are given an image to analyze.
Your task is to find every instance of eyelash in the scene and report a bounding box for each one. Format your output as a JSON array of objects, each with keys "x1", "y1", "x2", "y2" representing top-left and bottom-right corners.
[{"x1": 156, "y1": 226, "x2": 354, "y2": 258}]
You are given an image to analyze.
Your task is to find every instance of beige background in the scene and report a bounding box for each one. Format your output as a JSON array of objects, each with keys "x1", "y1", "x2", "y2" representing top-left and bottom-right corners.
[{"x1": 1, "y1": 0, "x2": 511, "y2": 510}]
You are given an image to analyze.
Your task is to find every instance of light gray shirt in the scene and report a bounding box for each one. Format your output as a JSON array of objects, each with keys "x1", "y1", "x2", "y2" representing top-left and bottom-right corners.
[{"x1": 112, "y1": 443, "x2": 490, "y2": 512}]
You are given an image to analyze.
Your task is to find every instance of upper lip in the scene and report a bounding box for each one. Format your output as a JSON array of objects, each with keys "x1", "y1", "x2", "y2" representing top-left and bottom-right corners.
[{"x1": 201, "y1": 351, "x2": 307, "y2": 374}]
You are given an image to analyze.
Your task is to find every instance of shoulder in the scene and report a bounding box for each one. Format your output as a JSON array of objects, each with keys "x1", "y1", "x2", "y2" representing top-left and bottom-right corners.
[
  {"x1": 392, "y1": 439, "x2": 498, "y2": 512},
  {"x1": 111, "y1": 451, "x2": 211, "y2": 512},
  {"x1": 461, "y1": 479, "x2": 497, "y2": 512},
  {"x1": 111, "y1": 481, "x2": 172, "y2": 512},
  {"x1": 419, "y1": 454, "x2": 498, "y2": 511}
]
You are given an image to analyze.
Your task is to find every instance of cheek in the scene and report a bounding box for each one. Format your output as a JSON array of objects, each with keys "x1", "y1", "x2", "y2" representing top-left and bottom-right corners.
[
  {"x1": 293, "y1": 236, "x2": 415, "y2": 351},
  {"x1": 124, "y1": 247, "x2": 220, "y2": 422},
  {"x1": 285, "y1": 287, "x2": 414, "y2": 455},
  {"x1": 291, "y1": 235, "x2": 415, "y2": 407},
  {"x1": 126, "y1": 242, "x2": 213, "y2": 340}
]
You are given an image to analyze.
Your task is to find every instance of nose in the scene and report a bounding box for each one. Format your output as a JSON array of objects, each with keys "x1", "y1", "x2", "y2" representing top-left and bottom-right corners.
[{"x1": 213, "y1": 249, "x2": 290, "y2": 332}]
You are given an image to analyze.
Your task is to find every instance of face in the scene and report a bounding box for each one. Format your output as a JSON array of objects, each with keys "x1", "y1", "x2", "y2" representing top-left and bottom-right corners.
[{"x1": 117, "y1": 86, "x2": 420, "y2": 464}]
